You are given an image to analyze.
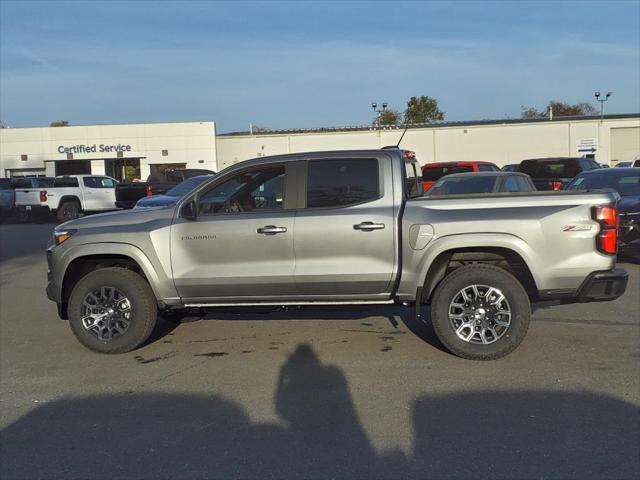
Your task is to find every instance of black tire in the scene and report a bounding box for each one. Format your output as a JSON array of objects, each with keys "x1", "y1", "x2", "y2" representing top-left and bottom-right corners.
[
  {"x1": 57, "y1": 201, "x2": 80, "y2": 222},
  {"x1": 431, "y1": 264, "x2": 531, "y2": 360},
  {"x1": 68, "y1": 267, "x2": 157, "y2": 354}
]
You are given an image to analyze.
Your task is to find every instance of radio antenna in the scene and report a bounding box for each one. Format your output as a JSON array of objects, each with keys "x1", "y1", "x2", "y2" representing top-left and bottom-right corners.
[{"x1": 396, "y1": 124, "x2": 409, "y2": 148}]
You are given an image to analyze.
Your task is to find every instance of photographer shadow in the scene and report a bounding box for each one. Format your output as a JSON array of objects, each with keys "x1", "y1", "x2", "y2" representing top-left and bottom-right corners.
[{"x1": 1, "y1": 344, "x2": 638, "y2": 479}]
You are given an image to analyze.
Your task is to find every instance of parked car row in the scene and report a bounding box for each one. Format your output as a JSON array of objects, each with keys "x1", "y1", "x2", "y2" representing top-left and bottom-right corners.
[
  {"x1": 0, "y1": 168, "x2": 218, "y2": 222},
  {"x1": 420, "y1": 156, "x2": 639, "y2": 258},
  {"x1": 115, "y1": 167, "x2": 215, "y2": 209},
  {"x1": 2, "y1": 154, "x2": 638, "y2": 262}
]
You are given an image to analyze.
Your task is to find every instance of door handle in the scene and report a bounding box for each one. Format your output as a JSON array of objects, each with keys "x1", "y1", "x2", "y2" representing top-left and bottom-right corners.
[
  {"x1": 354, "y1": 222, "x2": 385, "y2": 231},
  {"x1": 257, "y1": 225, "x2": 287, "y2": 235}
]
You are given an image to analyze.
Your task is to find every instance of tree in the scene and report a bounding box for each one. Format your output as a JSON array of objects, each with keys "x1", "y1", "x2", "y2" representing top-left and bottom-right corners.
[
  {"x1": 521, "y1": 101, "x2": 598, "y2": 119},
  {"x1": 373, "y1": 108, "x2": 402, "y2": 126},
  {"x1": 403, "y1": 96, "x2": 445, "y2": 124},
  {"x1": 50, "y1": 120, "x2": 69, "y2": 127}
]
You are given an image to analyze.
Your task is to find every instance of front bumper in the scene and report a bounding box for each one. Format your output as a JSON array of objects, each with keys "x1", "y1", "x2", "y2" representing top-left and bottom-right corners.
[{"x1": 576, "y1": 268, "x2": 628, "y2": 302}]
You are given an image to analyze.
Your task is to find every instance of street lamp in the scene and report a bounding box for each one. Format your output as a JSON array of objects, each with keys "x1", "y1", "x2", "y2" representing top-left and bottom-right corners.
[
  {"x1": 372, "y1": 102, "x2": 388, "y2": 129},
  {"x1": 594, "y1": 91, "x2": 612, "y2": 119}
]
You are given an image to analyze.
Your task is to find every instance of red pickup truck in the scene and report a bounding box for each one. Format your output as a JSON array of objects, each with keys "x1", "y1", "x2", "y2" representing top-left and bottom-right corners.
[{"x1": 421, "y1": 161, "x2": 500, "y2": 191}]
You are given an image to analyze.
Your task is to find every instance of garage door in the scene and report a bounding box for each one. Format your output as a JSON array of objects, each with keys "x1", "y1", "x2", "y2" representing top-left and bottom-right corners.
[{"x1": 611, "y1": 127, "x2": 640, "y2": 163}]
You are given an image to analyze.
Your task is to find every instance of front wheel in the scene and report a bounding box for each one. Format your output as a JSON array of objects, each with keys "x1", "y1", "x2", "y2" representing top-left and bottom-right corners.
[
  {"x1": 68, "y1": 267, "x2": 158, "y2": 353},
  {"x1": 431, "y1": 264, "x2": 531, "y2": 360}
]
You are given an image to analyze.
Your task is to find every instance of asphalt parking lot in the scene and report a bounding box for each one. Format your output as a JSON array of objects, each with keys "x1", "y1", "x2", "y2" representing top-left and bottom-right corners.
[{"x1": 0, "y1": 221, "x2": 639, "y2": 479}]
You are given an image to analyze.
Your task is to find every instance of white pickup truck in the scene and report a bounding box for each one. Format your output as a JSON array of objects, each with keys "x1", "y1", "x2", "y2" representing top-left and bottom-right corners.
[{"x1": 15, "y1": 175, "x2": 119, "y2": 221}]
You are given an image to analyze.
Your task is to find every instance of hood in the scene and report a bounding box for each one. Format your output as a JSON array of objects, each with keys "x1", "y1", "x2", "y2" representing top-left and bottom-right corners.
[
  {"x1": 135, "y1": 195, "x2": 179, "y2": 209},
  {"x1": 617, "y1": 195, "x2": 640, "y2": 214},
  {"x1": 59, "y1": 205, "x2": 175, "y2": 230}
]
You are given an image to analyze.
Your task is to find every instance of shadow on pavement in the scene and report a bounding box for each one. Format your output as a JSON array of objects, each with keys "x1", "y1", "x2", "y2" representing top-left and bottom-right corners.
[
  {"x1": 1, "y1": 343, "x2": 638, "y2": 479},
  {"x1": 160, "y1": 304, "x2": 450, "y2": 355},
  {"x1": 0, "y1": 223, "x2": 56, "y2": 264}
]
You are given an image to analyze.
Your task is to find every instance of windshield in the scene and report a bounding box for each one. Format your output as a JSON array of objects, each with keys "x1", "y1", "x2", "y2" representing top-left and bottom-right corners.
[
  {"x1": 428, "y1": 176, "x2": 497, "y2": 195},
  {"x1": 423, "y1": 166, "x2": 473, "y2": 182},
  {"x1": 165, "y1": 175, "x2": 212, "y2": 197},
  {"x1": 567, "y1": 171, "x2": 640, "y2": 196}
]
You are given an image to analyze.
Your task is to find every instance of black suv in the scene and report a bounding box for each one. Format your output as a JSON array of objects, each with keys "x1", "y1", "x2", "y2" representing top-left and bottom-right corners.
[{"x1": 518, "y1": 157, "x2": 600, "y2": 190}]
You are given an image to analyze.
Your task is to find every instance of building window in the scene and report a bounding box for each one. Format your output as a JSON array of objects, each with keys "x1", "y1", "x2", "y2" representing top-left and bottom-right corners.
[{"x1": 162, "y1": 150, "x2": 168, "y2": 156}]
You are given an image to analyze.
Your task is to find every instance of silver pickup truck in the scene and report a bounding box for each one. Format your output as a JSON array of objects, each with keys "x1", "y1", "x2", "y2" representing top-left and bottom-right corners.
[{"x1": 46, "y1": 149, "x2": 628, "y2": 360}]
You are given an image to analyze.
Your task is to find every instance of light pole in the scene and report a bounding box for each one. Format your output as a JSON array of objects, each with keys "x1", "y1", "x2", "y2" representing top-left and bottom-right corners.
[
  {"x1": 594, "y1": 91, "x2": 612, "y2": 119},
  {"x1": 371, "y1": 102, "x2": 388, "y2": 130}
]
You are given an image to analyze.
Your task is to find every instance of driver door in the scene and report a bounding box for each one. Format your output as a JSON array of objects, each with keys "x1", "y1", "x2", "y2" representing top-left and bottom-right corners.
[{"x1": 170, "y1": 164, "x2": 297, "y2": 302}]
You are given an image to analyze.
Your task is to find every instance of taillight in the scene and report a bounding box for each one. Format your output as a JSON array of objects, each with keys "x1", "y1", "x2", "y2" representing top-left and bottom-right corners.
[
  {"x1": 551, "y1": 180, "x2": 563, "y2": 191},
  {"x1": 145, "y1": 185, "x2": 153, "y2": 197},
  {"x1": 39, "y1": 190, "x2": 47, "y2": 202},
  {"x1": 593, "y1": 206, "x2": 618, "y2": 255}
]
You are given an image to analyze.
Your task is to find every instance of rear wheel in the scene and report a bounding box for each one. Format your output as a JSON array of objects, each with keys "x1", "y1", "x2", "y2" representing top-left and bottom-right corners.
[
  {"x1": 57, "y1": 201, "x2": 80, "y2": 222},
  {"x1": 431, "y1": 264, "x2": 531, "y2": 360},
  {"x1": 68, "y1": 267, "x2": 157, "y2": 353}
]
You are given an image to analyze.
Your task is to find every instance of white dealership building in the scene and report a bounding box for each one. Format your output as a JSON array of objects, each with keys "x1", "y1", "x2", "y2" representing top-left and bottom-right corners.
[
  {"x1": 1, "y1": 115, "x2": 639, "y2": 179},
  {"x1": 0, "y1": 121, "x2": 217, "y2": 180}
]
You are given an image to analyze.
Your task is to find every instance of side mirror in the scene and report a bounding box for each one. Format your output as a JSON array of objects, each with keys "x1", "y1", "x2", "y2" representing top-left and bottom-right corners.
[{"x1": 181, "y1": 200, "x2": 198, "y2": 220}]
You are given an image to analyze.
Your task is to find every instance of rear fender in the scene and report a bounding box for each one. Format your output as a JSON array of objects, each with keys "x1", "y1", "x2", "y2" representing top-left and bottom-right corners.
[{"x1": 402, "y1": 233, "x2": 541, "y2": 300}]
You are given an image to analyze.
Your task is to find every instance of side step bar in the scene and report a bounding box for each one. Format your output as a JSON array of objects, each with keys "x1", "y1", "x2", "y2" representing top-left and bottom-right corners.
[{"x1": 183, "y1": 299, "x2": 395, "y2": 308}]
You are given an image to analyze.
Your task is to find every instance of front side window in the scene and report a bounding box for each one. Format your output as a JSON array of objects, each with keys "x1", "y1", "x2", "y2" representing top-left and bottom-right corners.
[
  {"x1": 307, "y1": 159, "x2": 379, "y2": 208},
  {"x1": 198, "y1": 167, "x2": 284, "y2": 215},
  {"x1": 83, "y1": 177, "x2": 117, "y2": 188}
]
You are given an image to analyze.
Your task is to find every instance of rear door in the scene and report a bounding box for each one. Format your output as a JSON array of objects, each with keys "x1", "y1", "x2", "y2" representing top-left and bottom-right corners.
[
  {"x1": 293, "y1": 155, "x2": 396, "y2": 297},
  {"x1": 171, "y1": 163, "x2": 297, "y2": 301}
]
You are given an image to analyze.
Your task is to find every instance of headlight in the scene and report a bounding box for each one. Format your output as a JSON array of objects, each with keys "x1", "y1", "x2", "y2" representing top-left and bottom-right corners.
[{"x1": 54, "y1": 229, "x2": 76, "y2": 246}]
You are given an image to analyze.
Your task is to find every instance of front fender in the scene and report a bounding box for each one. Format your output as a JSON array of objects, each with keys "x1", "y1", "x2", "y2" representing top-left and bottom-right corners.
[
  {"x1": 53, "y1": 242, "x2": 180, "y2": 306},
  {"x1": 396, "y1": 233, "x2": 541, "y2": 301}
]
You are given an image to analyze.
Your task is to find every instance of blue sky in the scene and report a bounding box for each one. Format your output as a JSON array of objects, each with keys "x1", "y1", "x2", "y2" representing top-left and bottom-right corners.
[{"x1": 1, "y1": 0, "x2": 638, "y2": 132}]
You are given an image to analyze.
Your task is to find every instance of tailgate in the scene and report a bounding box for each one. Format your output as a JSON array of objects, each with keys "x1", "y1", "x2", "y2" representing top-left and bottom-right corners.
[
  {"x1": 14, "y1": 189, "x2": 44, "y2": 206},
  {"x1": 116, "y1": 183, "x2": 148, "y2": 202}
]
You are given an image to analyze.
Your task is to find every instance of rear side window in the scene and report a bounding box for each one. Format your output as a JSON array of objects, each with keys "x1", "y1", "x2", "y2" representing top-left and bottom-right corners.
[
  {"x1": 10, "y1": 178, "x2": 32, "y2": 189},
  {"x1": 54, "y1": 177, "x2": 79, "y2": 187},
  {"x1": 307, "y1": 158, "x2": 379, "y2": 208},
  {"x1": 478, "y1": 164, "x2": 500, "y2": 172},
  {"x1": 519, "y1": 160, "x2": 580, "y2": 178},
  {"x1": 423, "y1": 166, "x2": 473, "y2": 181}
]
